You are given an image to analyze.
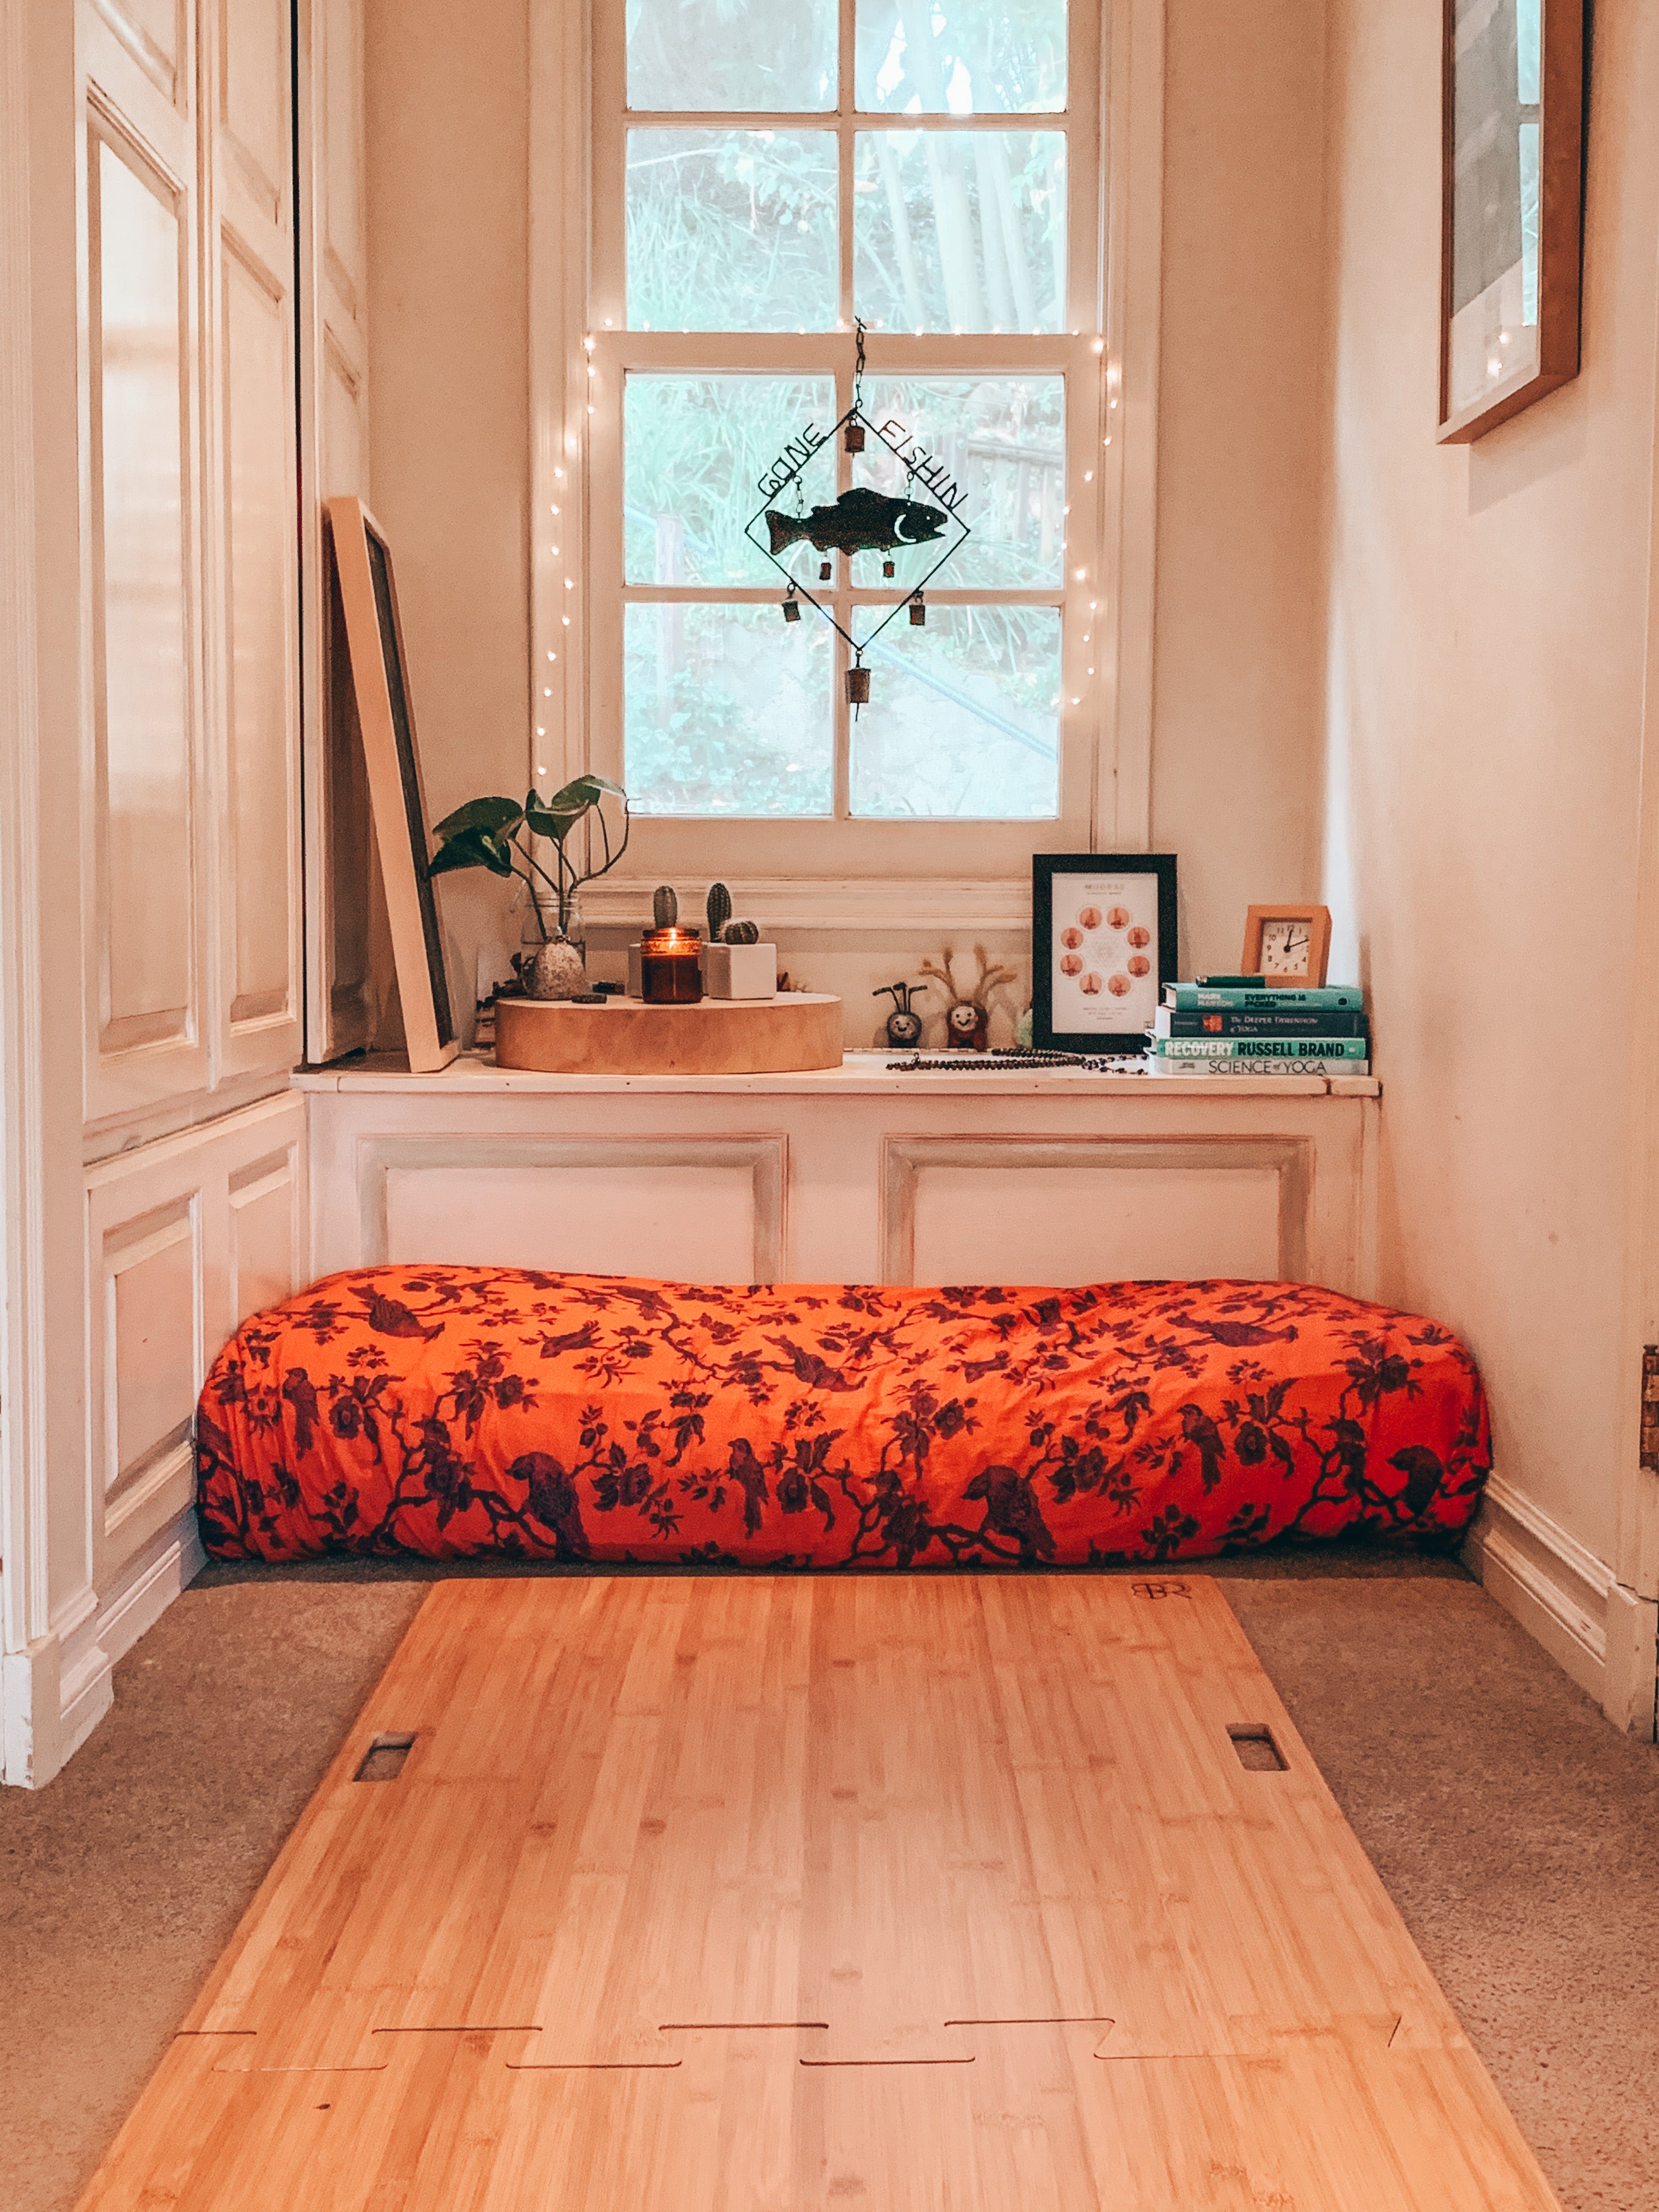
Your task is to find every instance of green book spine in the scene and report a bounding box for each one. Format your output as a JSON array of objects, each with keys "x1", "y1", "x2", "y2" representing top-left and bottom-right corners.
[
  {"x1": 1153, "y1": 1035, "x2": 1370, "y2": 1061},
  {"x1": 1165, "y1": 985, "x2": 1364, "y2": 1013}
]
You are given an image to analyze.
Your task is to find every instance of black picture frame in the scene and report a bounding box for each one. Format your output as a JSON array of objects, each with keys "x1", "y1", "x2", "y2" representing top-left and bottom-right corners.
[{"x1": 1032, "y1": 853, "x2": 1178, "y2": 1055}]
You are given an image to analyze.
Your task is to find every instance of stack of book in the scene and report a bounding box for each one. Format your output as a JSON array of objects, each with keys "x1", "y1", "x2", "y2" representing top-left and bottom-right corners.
[{"x1": 1146, "y1": 977, "x2": 1369, "y2": 1077}]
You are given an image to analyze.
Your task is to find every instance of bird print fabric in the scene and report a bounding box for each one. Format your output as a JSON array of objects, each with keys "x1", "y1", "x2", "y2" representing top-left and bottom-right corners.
[{"x1": 196, "y1": 1269, "x2": 1489, "y2": 1567}]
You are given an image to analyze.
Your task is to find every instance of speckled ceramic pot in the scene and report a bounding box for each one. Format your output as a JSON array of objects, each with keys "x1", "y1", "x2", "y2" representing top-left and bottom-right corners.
[{"x1": 522, "y1": 938, "x2": 586, "y2": 1001}]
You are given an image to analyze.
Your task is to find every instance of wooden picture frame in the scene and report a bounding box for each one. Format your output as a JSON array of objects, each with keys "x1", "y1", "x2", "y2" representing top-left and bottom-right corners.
[
  {"x1": 324, "y1": 496, "x2": 458, "y2": 1074},
  {"x1": 1240, "y1": 904, "x2": 1332, "y2": 987},
  {"x1": 1440, "y1": 0, "x2": 1584, "y2": 444},
  {"x1": 1033, "y1": 853, "x2": 1178, "y2": 1054}
]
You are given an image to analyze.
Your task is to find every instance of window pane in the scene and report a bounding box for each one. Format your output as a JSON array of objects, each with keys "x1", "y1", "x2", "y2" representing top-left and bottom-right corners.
[
  {"x1": 850, "y1": 605, "x2": 1059, "y2": 817},
  {"x1": 628, "y1": 131, "x2": 838, "y2": 331},
  {"x1": 850, "y1": 375, "x2": 1063, "y2": 588},
  {"x1": 855, "y1": 0, "x2": 1066, "y2": 114},
  {"x1": 629, "y1": 0, "x2": 837, "y2": 112},
  {"x1": 625, "y1": 602, "x2": 833, "y2": 816},
  {"x1": 625, "y1": 375, "x2": 837, "y2": 586},
  {"x1": 854, "y1": 131, "x2": 1065, "y2": 332}
]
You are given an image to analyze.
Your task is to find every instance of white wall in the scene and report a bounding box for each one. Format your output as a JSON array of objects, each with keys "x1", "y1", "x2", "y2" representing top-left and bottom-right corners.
[
  {"x1": 1321, "y1": 0, "x2": 1659, "y2": 1712},
  {"x1": 1154, "y1": 0, "x2": 1329, "y2": 974}
]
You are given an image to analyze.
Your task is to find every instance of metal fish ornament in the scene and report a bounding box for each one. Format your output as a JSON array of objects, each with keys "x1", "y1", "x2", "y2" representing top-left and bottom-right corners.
[{"x1": 766, "y1": 487, "x2": 947, "y2": 560}]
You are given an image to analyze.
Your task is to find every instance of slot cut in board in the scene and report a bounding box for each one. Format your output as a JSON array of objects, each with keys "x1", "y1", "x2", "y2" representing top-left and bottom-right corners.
[
  {"x1": 1229, "y1": 1723, "x2": 1288, "y2": 1772},
  {"x1": 354, "y1": 1734, "x2": 415, "y2": 1782}
]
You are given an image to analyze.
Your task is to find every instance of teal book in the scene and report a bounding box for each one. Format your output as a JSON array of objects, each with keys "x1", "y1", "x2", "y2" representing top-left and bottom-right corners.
[
  {"x1": 1164, "y1": 984, "x2": 1364, "y2": 1013},
  {"x1": 1152, "y1": 1035, "x2": 1370, "y2": 1061}
]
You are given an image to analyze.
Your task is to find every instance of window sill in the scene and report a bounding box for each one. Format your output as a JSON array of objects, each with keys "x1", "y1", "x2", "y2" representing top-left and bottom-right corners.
[
  {"x1": 578, "y1": 876, "x2": 1031, "y2": 935},
  {"x1": 295, "y1": 1051, "x2": 1380, "y2": 1101}
]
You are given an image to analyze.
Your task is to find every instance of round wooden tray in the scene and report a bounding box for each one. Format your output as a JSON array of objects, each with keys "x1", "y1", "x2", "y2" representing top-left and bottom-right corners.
[{"x1": 494, "y1": 992, "x2": 844, "y2": 1076}]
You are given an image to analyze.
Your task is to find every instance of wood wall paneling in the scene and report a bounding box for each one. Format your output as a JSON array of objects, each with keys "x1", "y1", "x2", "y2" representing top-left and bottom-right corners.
[
  {"x1": 299, "y1": 0, "x2": 375, "y2": 1064},
  {"x1": 218, "y1": 0, "x2": 286, "y2": 218},
  {"x1": 220, "y1": 241, "x2": 297, "y2": 1030},
  {"x1": 86, "y1": 1093, "x2": 307, "y2": 1587},
  {"x1": 303, "y1": 1077, "x2": 1372, "y2": 1296},
  {"x1": 86, "y1": 119, "x2": 205, "y2": 1092},
  {"x1": 228, "y1": 1144, "x2": 302, "y2": 1326},
  {"x1": 323, "y1": 0, "x2": 364, "y2": 318},
  {"x1": 364, "y1": 1136, "x2": 789, "y2": 1284},
  {"x1": 103, "y1": 1195, "x2": 200, "y2": 1509},
  {"x1": 212, "y1": 0, "x2": 302, "y2": 1081},
  {"x1": 883, "y1": 1137, "x2": 1311, "y2": 1287},
  {"x1": 91, "y1": 0, "x2": 185, "y2": 102}
]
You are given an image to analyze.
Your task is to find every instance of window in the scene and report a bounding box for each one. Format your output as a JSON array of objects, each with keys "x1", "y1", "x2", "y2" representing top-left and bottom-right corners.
[{"x1": 560, "y1": 0, "x2": 1119, "y2": 889}]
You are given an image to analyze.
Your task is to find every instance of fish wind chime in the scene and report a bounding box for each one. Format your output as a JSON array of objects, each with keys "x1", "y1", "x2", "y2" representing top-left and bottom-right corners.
[{"x1": 744, "y1": 320, "x2": 971, "y2": 712}]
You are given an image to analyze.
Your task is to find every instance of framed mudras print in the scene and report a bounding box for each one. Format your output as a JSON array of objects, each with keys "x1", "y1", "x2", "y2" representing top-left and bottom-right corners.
[
  {"x1": 1033, "y1": 853, "x2": 1177, "y2": 1055},
  {"x1": 1440, "y1": 0, "x2": 1584, "y2": 443}
]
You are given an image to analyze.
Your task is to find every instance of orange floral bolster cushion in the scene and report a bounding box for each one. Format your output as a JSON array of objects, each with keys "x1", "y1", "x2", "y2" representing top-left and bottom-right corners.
[
  {"x1": 195, "y1": 1269, "x2": 1489, "y2": 1567},
  {"x1": 194, "y1": 1274, "x2": 1495, "y2": 1566}
]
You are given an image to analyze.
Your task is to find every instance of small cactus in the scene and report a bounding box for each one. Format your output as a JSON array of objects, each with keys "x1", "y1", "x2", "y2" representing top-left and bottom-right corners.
[
  {"x1": 706, "y1": 881, "x2": 732, "y2": 941},
  {"x1": 723, "y1": 917, "x2": 760, "y2": 945},
  {"x1": 652, "y1": 883, "x2": 678, "y2": 929}
]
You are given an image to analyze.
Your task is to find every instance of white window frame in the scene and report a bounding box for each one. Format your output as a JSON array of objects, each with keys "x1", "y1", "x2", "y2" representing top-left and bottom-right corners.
[{"x1": 529, "y1": 0, "x2": 1164, "y2": 927}]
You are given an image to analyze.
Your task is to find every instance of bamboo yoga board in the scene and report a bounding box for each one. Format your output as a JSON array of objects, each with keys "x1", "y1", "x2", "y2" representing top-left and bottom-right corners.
[{"x1": 78, "y1": 1577, "x2": 1561, "y2": 2211}]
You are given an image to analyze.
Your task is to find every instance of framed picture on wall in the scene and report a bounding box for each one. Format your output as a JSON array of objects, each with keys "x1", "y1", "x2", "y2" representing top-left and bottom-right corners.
[
  {"x1": 1032, "y1": 853, "x2": 1178, "y2": 1054},
  {"x1": 324, "y1": 496, "x2": 458, "y2": 1075},
  {"x1": 1440, "y1": 0, "x2": 1584, "y2": 444}
]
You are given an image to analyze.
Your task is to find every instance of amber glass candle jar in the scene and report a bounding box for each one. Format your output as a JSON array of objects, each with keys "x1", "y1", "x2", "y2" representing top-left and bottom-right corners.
[{"x1": 639, "y1": 927, "x2": 703, "y2": 1004}]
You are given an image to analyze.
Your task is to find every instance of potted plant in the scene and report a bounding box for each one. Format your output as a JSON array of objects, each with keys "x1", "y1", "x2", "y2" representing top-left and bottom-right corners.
[{"x1": 430, "y1": 775, "x2": 629, "y2": 998}]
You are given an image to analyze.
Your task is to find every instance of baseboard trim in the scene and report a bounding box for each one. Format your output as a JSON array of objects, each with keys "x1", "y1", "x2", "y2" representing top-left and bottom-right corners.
[
  {"x1": 1462, "y1": 1475, "x2": 1638, "y2": 1720},
  {"x1": 3, "y1": 1508, "x2": 207, "y2": 1789},
  {"x1": 97, "y1": 1506, "x2": 207, "y2": 1671}
]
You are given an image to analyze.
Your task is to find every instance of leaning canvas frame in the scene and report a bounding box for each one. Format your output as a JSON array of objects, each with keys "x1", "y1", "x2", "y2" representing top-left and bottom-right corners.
[
  {"x1": 1438, "y1": 0, "x2": 1584, "y2": 444},
  {"x1": 324, "y1": 496, "x2": 458, "y2": 1074}
]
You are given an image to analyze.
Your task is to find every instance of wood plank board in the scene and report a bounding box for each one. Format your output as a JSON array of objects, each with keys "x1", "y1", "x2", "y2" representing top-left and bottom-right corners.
[
  {"x1": 494, "y1": 993, "x2": 844, "y2": 1074},
  {"x1": 77, "y1": 1577, "x2": 1562, "y2": 2211}
]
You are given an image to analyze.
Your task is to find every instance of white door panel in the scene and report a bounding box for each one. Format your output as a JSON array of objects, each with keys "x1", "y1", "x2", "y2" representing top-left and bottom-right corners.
[{"x1": 80, "y1": 12, "x2": 211, "y2": 1122}]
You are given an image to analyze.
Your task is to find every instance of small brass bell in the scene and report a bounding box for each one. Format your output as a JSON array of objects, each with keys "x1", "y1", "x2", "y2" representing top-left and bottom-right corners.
[
  {"x1": 844, "y1": 419, "x2": 866, "y2": 453},
  {"x1": 846, "y1": 664, "x2": 871, "y2": 706},
  {"x1": 909, "y1": 592, "x2": 926, "y2": 627},
  {"x1": 882, "y1": 558, "x2": 895, "y2": 579},
  {"x1": 782, "y1": 596, "x2": 802, "y2": 623},
  {"x1": 819, "y1": 560, "x2": 832, "y2": 582}
]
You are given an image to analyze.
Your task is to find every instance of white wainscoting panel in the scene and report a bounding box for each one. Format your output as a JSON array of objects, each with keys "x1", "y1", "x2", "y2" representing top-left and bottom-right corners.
[
  {"x1": 884, "y1": 1137, "x2": 1308, "y2": 1287},
  {"x1": 105, "y1": 1195, "x2": 200, "y2": 1513},
  {"x1": 229, "y1": 1144, "x2": 304, "y2": 1324},
  {"x1": 368, "y1": 1137, "x2": 787, "y2": 1284},
  {"x1": 84, "y1": 1092, "x2": 306, "y2": 1587},
  {"x1": 219, "y1": 0, "x2": 289, "y2": 218},
  {"x1": 303, "y1": 1063, "x2": 1376, "y2": 1297},
  {"x1": 94, "y1": 0, "x2": 185, "y2": 100},
  {"x1": 84, "y1": 109, "x2": 207, "y2": 1109}
]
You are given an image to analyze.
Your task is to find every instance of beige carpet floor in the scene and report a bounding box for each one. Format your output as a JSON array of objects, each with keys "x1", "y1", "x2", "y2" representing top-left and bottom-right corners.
[{"x1": 2, "y1": 1549, "x2": 1656, "y2": 2212}]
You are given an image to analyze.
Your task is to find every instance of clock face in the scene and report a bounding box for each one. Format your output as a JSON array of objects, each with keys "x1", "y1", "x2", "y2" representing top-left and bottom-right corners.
[{"x1": 1260, "y1": 918, "x2": 1312, "y2": 978}]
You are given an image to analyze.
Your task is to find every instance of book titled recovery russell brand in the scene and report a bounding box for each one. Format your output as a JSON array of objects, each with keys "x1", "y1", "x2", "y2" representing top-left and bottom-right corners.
[{"x1": 1150, "y1": 1036, "x2": 1370, "y2": 1060}]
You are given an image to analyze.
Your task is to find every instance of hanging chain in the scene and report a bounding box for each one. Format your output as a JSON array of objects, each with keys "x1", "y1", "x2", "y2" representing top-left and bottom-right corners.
[{"x1": 853, "y1": 315, "x2": 867, "y2": 415}]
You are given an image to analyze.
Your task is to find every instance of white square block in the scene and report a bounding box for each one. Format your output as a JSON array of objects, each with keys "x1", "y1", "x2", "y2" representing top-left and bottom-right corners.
[{"x1": 703, "y1": 941, "x2": 777, "y2": 999}]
